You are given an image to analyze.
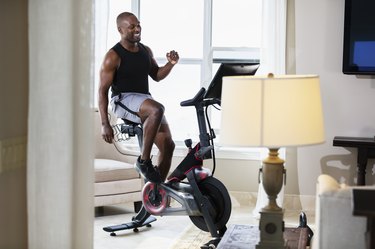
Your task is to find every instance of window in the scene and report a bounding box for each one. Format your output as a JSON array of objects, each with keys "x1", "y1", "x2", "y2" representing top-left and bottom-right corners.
[
  {"x1": 139, "y1": 0, "x2": 204, "y2": 140},
  {"x1": 140, "y1": 0, "x2": 204, "y2": 59},
  {"x1": 212, "y1": 0, "x2": 262, "y2": 48},
  {"x1": 94, "y1": 0, "x2": 286, "y2": 158}
]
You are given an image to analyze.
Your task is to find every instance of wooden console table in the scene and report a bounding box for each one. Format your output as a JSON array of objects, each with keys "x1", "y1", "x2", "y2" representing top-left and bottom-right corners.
[{"x1": 333, "y1": 136, "x2": 375, "y2": 185}]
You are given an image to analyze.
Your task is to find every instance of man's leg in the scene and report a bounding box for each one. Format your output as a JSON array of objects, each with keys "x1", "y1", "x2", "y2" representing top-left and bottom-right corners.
[
  {"x1": 153, "y1": 122, "x2": 175, "y2": 181},
  {"x1": 135, "y1": 99, "x2": 164, "y2": 182},
  {"x1": 138, "y1": 99, "x2": 164, "y2": 161}
]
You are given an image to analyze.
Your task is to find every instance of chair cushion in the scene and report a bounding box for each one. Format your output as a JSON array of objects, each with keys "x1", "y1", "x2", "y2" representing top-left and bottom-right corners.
[
  {"x1": 94, "y1": 178, "x2": 142, "y2": 196},
  {"x1": 94, "y1": 191, "x2": 142, "y2": 207},
  {"x1": 95, "y1": 158, "x2": 140, "y2": 182}
]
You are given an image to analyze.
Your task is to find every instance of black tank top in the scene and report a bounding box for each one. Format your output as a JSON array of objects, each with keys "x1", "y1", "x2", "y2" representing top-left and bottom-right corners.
[{"x1": 111, "y1": 42, "x2": 152, "y2": 96}]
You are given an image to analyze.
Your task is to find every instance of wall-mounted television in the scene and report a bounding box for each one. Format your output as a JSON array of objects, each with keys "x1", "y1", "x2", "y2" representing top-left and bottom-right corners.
[{"x1": 342, "y1": 0, "x2": 375, "y2": 75}]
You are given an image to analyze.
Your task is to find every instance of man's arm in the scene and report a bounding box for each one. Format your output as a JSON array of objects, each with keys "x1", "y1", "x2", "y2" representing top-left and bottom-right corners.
[
  {"x1": 98, "y1": 50, "x2": 119, "y2": 143},
  {"x1": 145, "y1": 46, "x2": 179, "y2": 82}
]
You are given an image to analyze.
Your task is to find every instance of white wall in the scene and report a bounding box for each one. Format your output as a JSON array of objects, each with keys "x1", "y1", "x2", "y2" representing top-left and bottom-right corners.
[{"x1": 295, "y1": 0, "x2": 375, "y2": 195}]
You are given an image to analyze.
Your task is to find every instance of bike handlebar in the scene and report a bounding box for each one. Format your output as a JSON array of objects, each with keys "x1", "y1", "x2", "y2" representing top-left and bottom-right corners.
[
  {"x1": 179, "y1": 87, "x2": 221, "y2": 160},
  {"x1": 180, "y1": 87, "x2": 221, "y2": 107},
  {"x1": 180, "y1": 87, "x2": 205, "y2": 107}
]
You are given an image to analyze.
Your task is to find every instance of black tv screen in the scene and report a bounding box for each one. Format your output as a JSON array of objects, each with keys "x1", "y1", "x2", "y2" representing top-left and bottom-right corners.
[
  {"x1": 343, "y1": 0, "x2": 375, "y2": 75},
  {"x1": 204, "y1": 63, "x2": 260, "y2": 100}
]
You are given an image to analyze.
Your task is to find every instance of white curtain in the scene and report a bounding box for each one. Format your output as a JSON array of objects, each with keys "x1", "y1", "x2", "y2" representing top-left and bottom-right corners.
[
  {"x1": 94, "y1": 0, "x2": 110, "y2": 106},
  {"x1": 252, "y1": 0, "x2": 287, "y2": 219},
  {"x1": 28, "y1": 0, "x2": 94, "y2": 248},
  {"x1": 257, "y1": 0, "x2": 287, "y2": 75}
]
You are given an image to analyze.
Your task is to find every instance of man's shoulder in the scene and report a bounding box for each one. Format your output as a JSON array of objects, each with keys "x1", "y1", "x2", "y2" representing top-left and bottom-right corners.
[
  {"x1": 111, "y1": 42, "x2": 123, "y2": 54},
  {"x1": 102, "y1": 49, "x2": 120, "y2": 68},
  {"x1": 107, "y1": 48, "x2": 120, "y2": 58}
]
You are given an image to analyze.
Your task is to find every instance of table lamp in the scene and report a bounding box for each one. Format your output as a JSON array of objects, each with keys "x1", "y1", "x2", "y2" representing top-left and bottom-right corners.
[{"x1": 220, "y1": 74, "x2": 325, "y2": 248}]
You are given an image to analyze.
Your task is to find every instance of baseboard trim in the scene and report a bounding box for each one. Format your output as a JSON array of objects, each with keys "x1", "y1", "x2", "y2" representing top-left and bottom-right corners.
[
  {"x1": 0, "y1": 136, "x2": 27, "y2": 173},
  {"x1": 229, "y1": 191, "x2": 315, "y2": 213}
]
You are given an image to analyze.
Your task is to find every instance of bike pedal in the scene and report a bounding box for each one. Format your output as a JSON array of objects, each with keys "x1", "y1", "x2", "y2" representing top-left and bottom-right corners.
[{"x1": 200, "y1": 238, "x2": 220, "y2": 249}]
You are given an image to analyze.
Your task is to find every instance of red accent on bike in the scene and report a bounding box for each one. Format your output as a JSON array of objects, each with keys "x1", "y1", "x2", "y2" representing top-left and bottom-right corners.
[
  {"x1": 184, "y1": 165, "x2": 202, "y2": 175},
  {"x1": 166, "y1": 177, "x2": 180, "y2": 183},
  {"x1": 142, "y1": 182, "x2": 168, "y2": 215},
  {"x1": 197, "y1": 170, "x2": 209, "y2": 180},
  {"x1": 194, "y1": 143, "x2": 203, "y2": 161}
]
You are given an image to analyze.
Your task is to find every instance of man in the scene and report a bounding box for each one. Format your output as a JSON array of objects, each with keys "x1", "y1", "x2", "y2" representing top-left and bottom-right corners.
[{"x1": 98, "y1": 12, "x2": 179, "y2": 183}]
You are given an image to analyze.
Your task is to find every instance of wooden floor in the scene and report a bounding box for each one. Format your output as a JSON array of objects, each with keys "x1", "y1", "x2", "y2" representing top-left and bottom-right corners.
[{"x1": 94, "y1": 192, "x2": 315, "y2": 249}]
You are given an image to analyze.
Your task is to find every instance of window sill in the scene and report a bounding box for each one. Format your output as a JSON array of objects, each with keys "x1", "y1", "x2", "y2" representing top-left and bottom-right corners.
[
  {"x1": 114, "y1": 140, "x2": 264, "y2": 161},
  {"x1": 214, "y1": 146, "x2": 262, "y2": 161}
]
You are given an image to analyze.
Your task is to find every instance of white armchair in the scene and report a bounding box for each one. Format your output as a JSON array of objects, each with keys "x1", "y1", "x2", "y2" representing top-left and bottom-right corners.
[
  {"x1": 94, "y1": 109, "x2": 143, "y2": 212},
  {"x1": 313, "y1": 174, "x2": 372, "y2": 249}
]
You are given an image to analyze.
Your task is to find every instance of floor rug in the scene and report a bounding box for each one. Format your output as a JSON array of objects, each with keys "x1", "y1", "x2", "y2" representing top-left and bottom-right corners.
[
  {"x1": 170, "y1": 224, "x2": 258, "y2": 249},
  {"x1": 170, "y1": 225, "x2": 212, "y2": 249},
  {"x1": 171, "y1": 224, "x2": 309, "y2": 249}
]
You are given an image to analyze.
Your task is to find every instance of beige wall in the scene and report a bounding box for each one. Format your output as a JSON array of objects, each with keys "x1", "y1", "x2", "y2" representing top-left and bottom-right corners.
[
  {"x1": 0, "y1": 1, "x2": 28, "y2": 138},
  {"x1": 0, "y1": 0, "x2": 28, "y2": 248}
]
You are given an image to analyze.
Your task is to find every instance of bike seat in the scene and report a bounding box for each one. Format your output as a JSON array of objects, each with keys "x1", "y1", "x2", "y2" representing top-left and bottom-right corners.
[{"x1": 122, "y1": 119, "x2": 141, "y2": 126}]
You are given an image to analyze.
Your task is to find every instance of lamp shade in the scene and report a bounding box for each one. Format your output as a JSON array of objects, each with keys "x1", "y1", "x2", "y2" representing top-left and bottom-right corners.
[{"x1": 220, "y1": 74, "x2": 325, "y2": 147}]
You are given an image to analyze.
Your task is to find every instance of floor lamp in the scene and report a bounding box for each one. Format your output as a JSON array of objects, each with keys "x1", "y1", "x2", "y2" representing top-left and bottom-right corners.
[{"x1": 220, "y1": 74, "x2": 325, "y2": 249}]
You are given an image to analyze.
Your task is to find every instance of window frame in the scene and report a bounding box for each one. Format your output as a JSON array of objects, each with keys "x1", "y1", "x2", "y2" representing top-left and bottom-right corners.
[{"x1": 94, "y1": 0, "x2": 287, "y2": 161}]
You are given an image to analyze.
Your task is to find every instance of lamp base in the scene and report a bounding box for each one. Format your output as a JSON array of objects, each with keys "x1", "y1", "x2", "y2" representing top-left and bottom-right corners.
[{"x1": 256, "y1": 209, "x2": 287, "y2": 249}]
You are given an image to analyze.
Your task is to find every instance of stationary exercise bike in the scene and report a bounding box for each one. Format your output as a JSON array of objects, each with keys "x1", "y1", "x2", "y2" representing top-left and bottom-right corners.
[
  {"x1": 104, "y1": 87, "x2": 232, "y2": 249},
  {"x1": 103, "y1": 63, "x2": 260, "y2": 248}
]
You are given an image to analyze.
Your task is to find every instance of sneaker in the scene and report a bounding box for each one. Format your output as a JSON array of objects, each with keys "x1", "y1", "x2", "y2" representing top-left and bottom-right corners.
[{"x1": 135, "y1": 157, "x2": 162, "y2": 183}]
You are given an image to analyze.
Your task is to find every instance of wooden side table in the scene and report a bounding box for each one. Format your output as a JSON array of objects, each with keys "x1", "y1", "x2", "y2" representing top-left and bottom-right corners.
[{"x1": 333, "y1": 136, "x2": 375, "y2": 185}]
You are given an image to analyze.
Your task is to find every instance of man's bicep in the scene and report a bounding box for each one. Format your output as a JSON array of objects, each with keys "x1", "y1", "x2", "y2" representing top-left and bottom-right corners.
[{"x1": 100, "y1": 65, "x2": 114, "y2": 87}]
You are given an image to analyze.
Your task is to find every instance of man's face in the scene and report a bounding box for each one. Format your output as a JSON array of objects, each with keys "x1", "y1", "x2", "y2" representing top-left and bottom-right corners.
[{"x1": 119, "y1": 15, "x2": 141, "y2": 43}]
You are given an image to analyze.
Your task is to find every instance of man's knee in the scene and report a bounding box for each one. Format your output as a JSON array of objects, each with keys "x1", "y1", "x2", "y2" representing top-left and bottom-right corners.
[
  {"x1": 141, "y1": 100, "x2": 165, "y2": 118},
  {"x1": 152, "y1": 104, "x2": 165, "y2": 118},
  {"x1": 167, "y1": 139, "x2": 175, "y2": 153}
]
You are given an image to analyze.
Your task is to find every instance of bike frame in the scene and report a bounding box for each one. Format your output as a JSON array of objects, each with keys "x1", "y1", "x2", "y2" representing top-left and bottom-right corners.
[
  {"x1": 142, "y1": 167, "x2": 212, "y2": 216},
  {"x1": 112, "y1": 87, "x2": 224, "y2": 239}
]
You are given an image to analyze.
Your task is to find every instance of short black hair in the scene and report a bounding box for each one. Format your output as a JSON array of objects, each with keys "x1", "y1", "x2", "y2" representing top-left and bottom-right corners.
[{"x1": 116, "y1": 12, "x2": 135, "y2": 27}]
